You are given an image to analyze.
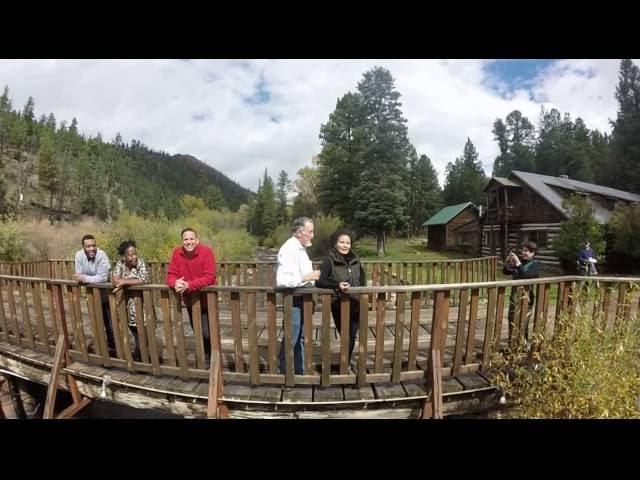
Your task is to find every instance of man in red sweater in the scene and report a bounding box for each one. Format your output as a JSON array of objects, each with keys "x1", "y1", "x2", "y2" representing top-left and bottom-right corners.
[{"x1": 166, "y1": 227, "x2": 216, "y2": 362}]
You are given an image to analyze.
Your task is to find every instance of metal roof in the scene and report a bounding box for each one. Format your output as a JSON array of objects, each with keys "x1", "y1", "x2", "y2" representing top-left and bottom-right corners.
[
  {"x1": 423, "y1": 202, "x2": 477, "y2": 226},
  {"x1": 484, "y1": 176, "x2": 521, "y2": 190},
  {"x1": 509, "y1": 171, "x2": 640, "y2": 222}
]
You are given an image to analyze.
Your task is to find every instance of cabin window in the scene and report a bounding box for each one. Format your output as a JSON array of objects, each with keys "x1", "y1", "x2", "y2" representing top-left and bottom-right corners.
[
  {"x1": 457, "y1": 231, "x2": 472, "y2": 245},
  {"x1": 520, "y1": 230, "x2": 547, "y2": 249},
  {"x1": 492, "y1": 230, "x2": 501, "y2": 248}
]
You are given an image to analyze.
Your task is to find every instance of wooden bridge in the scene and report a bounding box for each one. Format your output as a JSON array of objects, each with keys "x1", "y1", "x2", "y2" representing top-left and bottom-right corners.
[{"x1": 1, "y1": 257, "x2": 638, "y2": 418}]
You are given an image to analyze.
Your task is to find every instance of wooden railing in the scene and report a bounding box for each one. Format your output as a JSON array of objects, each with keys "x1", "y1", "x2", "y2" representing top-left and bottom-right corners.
[
  {"x1": 2, "y1": 274, "x2": 638, "y2": 390},
  {"x1": 2, "y1": 257, "x2": 498, "y2": 313},
  {"x1": 0, "y1": 261, "x2": 50, "y2": 277},
  {"x1": 4, "y1": 257, "x2": 499, "y2": 286}
]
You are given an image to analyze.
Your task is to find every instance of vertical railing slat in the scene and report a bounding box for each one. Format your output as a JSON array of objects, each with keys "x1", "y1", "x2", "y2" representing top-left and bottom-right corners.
[
  {"x1": 230, "y1": 292, "x2": 245, "y2": 373},
  {"x1": 303, "y1": 294, "x2": 314, "y2": 375},
  {"x1": 391, "y1": 292, "x2": 406, "y2": 383},
  {"x1": 481, "y1": 287, "x2": 497, "y2": 367},
  {"x1": 191, "y1": 294, "x2": 206, "y2": 370},
  {"x1": 321, "y1": 293, "x2": 332, "y2": 386},
  {"x1": 339, "y1": 295, "x2": 350, "y2": 375},
  {"x1": 465, "y1": 288, "x2": 479, "y2": 364},
  {"x1": 247, "y1": 292, "x2": 259, "y2": 384},
  {"x1": 267, "y1": 292, "x2": 277, "y2": 374},
  {"x1": 143, "y1": 290, "x2": 161, "y2": 375},
  {"x1": 357, "y1": 294, "x2": 368, "y2": 387},
  {"x1": 32, "y1": 281, "x2": 50, "y2": 353},
  {"x1": 18, "y1": 281, "x2": 34, "y2": 349},
  {"x1": 374, "y1": 292, "x2": 386, "y2": 373},
  {"x1": 407, "y1": 292, "x2": 420, "y2": 371}
]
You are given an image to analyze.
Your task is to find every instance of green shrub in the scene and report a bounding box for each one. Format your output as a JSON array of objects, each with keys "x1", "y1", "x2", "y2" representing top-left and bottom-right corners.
[
  {"x1": 306, "y1": 215, "x2": 343, "y2": 259},
  {"x1": 0, "y1": 220, "x2": 26, "y2": 261},
  {"x1": 265, "y1": 224, "x2": 290, "y2": 251},
  {"x1": 211, "y1": 229, "x2": 257, "y2": 261},
  {"x1": 263, "y1": 216, "x2": 343, "y2": 259},
  {"x1": 554, "y1": 194, "x2": 605, "y2": 270},
  {"x1": 102, "y1": 211, "x2": 177, "y2": 261},
  {"x1": 608, "y1": 204, "x2": 640, "y2": 272},
  {"x1": 492, "y1": 281, "x2": 640, "y2": 418},
  {"x1": 102, "y1": 210, "x2": 256, "y2": 262}
]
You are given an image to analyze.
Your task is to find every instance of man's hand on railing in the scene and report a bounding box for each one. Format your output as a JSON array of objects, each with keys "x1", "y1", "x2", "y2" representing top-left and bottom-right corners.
[{"x1": 174, "y1": 277, "x2": 189, "y2": 294}]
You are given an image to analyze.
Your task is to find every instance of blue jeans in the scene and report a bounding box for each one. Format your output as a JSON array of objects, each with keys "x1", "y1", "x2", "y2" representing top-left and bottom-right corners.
[{"x1": 278, "y1": 298, "x2": 304, "y2": 374}]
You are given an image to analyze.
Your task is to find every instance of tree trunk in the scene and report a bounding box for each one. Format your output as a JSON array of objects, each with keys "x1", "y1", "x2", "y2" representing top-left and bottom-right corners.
[
  {"x1": 48, "y1": 190, "x2": 54, "y2": 225},
  {"x1": 377, "y1": 229, "x2": 385, "y2": 257}
]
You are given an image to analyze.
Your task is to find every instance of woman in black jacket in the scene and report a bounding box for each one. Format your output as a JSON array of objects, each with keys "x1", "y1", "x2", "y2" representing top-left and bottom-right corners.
[{"x1": 316, "y1": 228, "x2": 365, "y2": 362}]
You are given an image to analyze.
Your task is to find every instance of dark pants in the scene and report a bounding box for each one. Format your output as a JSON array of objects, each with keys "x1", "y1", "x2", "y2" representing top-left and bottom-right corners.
[
  {"x1": 331, "y1": 298, "x2": 360, "y2": 362},
  {"x1": 102, "y1": 300, "x2": 143, "y2": 360},
  {"x1": 507, "y1": 288, "x2": 534, "y2": 344},
  {"x1": 101, "y1": 300, "x2": 116, "y2": 352},
  {"x1": 186, "y1": 307, "x2": 211, "y2": 357}
]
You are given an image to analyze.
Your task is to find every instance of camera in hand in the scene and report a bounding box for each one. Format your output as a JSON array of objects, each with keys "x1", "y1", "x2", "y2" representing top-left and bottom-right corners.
[
  {"x1": 509, "y1": 248, "x2": 523, "y2": 260},
  {"x1": 506, "y1": 248, "x2": 522, "y2": 268}
]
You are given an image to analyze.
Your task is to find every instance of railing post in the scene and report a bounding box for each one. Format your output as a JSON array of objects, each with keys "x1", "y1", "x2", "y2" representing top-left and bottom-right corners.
[{"x1": 207, "y1": 291, "x2": 228, "y2": 418}]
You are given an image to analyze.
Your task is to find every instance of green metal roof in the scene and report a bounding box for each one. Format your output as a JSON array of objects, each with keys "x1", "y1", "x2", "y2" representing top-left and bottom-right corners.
[{"x1": 422, "y1": 202, "x2": 476, "y2": 226}]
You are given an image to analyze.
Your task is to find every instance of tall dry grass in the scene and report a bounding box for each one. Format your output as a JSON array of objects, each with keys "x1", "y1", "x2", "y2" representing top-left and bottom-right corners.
[{"x1": 16, "y1": 218, "x2": 109, "y2": 260}]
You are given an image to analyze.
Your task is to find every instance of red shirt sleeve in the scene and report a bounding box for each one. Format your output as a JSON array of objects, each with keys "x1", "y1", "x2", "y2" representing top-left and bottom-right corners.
[{"x1": 186, "y1": 246, "x2": 216, "y2": 292}]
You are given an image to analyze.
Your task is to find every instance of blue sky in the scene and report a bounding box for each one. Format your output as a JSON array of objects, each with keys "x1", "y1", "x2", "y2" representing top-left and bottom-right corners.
[
  {"x1": 0, "y1": 59, "x2": 623, "y2": 191},
  {"x1": 484, "y1": 59, "x2": 556, "y2": 96}
]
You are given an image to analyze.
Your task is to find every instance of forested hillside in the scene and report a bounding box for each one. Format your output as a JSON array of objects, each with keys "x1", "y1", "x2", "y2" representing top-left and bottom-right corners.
[{"x1": 0, "y1": 87, "x2": 253, "y2": 221}]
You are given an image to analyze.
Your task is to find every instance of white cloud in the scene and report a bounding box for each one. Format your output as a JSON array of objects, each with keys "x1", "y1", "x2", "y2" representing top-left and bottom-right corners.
[{"x1": 0, "y1": 59, "x2": 623, "y2": 191}]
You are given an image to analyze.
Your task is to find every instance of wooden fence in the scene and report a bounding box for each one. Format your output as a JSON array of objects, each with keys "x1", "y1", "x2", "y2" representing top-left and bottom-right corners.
[{"x1": 2, "y1": 274, "x2": 638, "y2": 390}]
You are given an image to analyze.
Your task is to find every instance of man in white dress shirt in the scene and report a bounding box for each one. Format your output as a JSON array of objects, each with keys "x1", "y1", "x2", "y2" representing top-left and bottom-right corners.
[{"x1": 276, "y1": 217, "x2": 321, "y2": 374}]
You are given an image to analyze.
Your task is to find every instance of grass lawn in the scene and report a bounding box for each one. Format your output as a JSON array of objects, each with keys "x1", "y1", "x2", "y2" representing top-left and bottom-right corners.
[{"x1": 353, "y1": 236, "x2": 474, "y2": 262}]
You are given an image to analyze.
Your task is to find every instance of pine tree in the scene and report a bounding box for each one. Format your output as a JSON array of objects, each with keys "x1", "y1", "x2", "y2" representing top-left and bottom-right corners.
[
  {"x1": 443, "y1": 138, "x2": 487, "y2": 206},
  {"x1": 492, "y1": 110, "x2": 535, "y2": 176},
  {"x1": 0, "y1": 86, "x2": 11, "y2": 151},
  {"x1": 291, "y1": 164, "x2": 319, "y2": 219},
  {"x1": 351, "y1": 67, "x2": 412, "y2": 255},
  {"x1": 407, "y1": 150, "x2": 442, "y2": 236},
  {"x1": 0, "y1": 86, "x2": 10, "y2": 113},
  {"x1": 590, "y1": 130, "x2": 611, "y2": 186},
  {"x1": 317, "y1": 92, "x2": 364, "y2": 223},
  {"x1": 248, "y1": 169, "x2": 277, "y2": 238},
  {"x1": 0, "y1": 175, "x2": 7, "y2": 215},
  {"x1": 609, "y1": 59, "x2": 640, "y2": 193},
  {"x1": 275, "y1": 170, "x2": 291, "y2": 225},
  {"x1": 203, "y1": 184, "x2": 226, "y2": 210},
  {"x1": 37, "y1": 132, "x2": 60, "y2": 223},
  {"x1": 22, "y1": 96, "x2": 35, "y2": 123}
]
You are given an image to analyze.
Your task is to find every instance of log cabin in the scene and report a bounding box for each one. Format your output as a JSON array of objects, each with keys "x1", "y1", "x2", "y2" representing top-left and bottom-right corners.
[
  {"x1": 481, "y1": 170, "x2": 640, "y2": 268},
  {"x1": 423, "y1": 202, "x2": 480, "y2": 253}
]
